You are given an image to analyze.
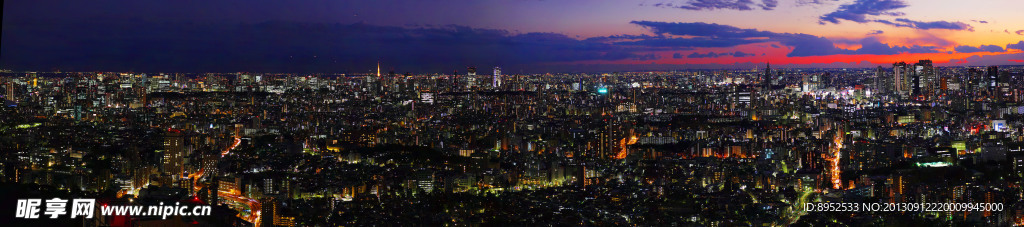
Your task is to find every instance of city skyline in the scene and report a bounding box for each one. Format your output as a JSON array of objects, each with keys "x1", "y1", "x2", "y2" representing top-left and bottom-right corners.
[
  {"x1": 4, "y1": 63, "x2": 1024, "y2": 226},
  {"x1": 5, "y1": 0, "x2": 1024, "y2": 73},
  {"x1": 7, "y1": 1, "x2": 1024, "y2": 226}
]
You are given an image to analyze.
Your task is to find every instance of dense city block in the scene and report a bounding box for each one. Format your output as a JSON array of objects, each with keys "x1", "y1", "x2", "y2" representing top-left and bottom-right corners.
[{"x1": 3, "y1": 63, "x2": 1024, "y2": 225}]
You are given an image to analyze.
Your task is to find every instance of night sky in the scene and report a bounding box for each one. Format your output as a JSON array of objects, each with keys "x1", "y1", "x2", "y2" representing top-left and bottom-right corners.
[{"x1": 3, "y1": 0, "x2": 1024, "y2": 73}]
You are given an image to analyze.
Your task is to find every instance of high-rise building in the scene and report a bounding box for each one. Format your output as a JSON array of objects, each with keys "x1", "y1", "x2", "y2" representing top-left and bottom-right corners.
[
  {"x1": 493, "y1": 67, "x2": 502, "y2": 88},
  {"x1": 911, "y1": 68, "x2": 921, "y2": 96},
  {"x1": 801, "y1": 73, "x2": 809, "y2": 92},
  {"x1": 763, "y1": 63, "x2": 772, "y2": 90},
  {"x1": 987, "y1": 66, "x2": 999, "y2": 92},
  {"x1": 893, "y1": 62, "x2": 910, "y2": 97},
  {"x1": 260, "y1": 197, "x2": 277, "y2": 227},
  {"x1": 4, "y1": 78, "x2": 13, "y2": 102},
  {"x1": 162, "y1": 129, "x2": 185, "y2": 179},
  {"x1": 466, "y1": 67, "x2": 478, "y2": 89},
  {"x1": 968, "y1": 68, "x2": 982, "y2": 93},
  {"x1": 914, "y1": 60, "x2": 934, "y2": 98},
  {"x1": 451, "y1": 70, "x2": 460, "y2": 91},
  {"x1": 874, "y1": 66, "x2": 889, "y2": 95}
]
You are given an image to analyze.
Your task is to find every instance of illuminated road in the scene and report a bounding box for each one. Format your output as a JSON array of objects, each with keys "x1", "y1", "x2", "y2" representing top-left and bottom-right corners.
[
  {"x1": 220, "y1": 190, "x2": 262, "y2": 227},
  {"x1": 222, "y1": 137, "x2": 242, "y2": 157},
  {"x1": 777, "y1": 187, "x2": 815, "y2": 226},
  {"x1": 190, "y1": 136, "x2": 261, "y2": 226},
  {"x1": 613, "y1": 136, "x2": 638, "y2": 160},
  {"x1": 826, "y1": 128, "x2": 844, "y2": 190}
]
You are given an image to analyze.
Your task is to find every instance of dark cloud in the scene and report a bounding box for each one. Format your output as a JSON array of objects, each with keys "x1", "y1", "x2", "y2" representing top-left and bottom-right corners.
[
  {"x1": 672, "y1": 53, "x2": 685, "y2": 59},
  {"x1": 686, "y1": 51, "x2": 755, "y2": 58},
  {"x1": 761, "y1": 0, "x2": 779, "y2": 10},
  {"x1": 1, "y1": 20, "x2": 644, "y2": 72},
  {"x1": 890, "y1": 18, "x2": 974, "y2": 31},
  {"x1": 797, "y1": 0, "x2": 839, "y2": 6},
  {"x1": 653, "y1": 0, "x2": 780, "y2": 11},
  {"x1": 817, "y1": 0, "x2": 972, "y2": 31},
  {"x1": 851, "y1": 37, "x2": 941, "y2": 55},
  {"x1": 1007, "y1": 41, "x2": 1024, "y2": 50},
  {"x1": 629, "y1": 21, "x2": 838, "y2": 57},
  {"x1": 630, "y1": 21, "x2": 777, "y2": 38},
  {"x1": 954, "y1": 45, "x2": 1005, "y2": 53},
  {"x1": 1017, "y1": 30, "x2": 1024, "y2": 35},
  {"x1": 584, "y1": 34, "x2": 662, "y2": 42},
  {"x1": 633, "y1": 53, "x2": 662, "y2": 61},
  {"x1": 688, "y1": 52, "x2": 723, "y2": 58},
  {"x1": 943, "y1": 52, "x2": 1024, "y2": 67},
  {"x1": 818, "y1": 0, "x2": 908, "y2": 24},
  {"x1": 627, "y1": 21, "x2": 936, "y2": 57},
  {"x1": 872, "y1": 18, "x2": 973, "y2": 31},
  {"x1": 868, "y1": 30, "x2": 884, "y2": 35},
  {"x1": 614, "y1": 38, "x2": 765, "y2": 49},
  {"x1": 732, "y1": 51, "x2": 756, "y2": 57}
]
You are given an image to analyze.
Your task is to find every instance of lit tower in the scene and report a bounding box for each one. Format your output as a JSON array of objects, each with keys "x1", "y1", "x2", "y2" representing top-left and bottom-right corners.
[
  {"x1": 893, "y1": 62, "x2": 908, "y2": 98},
  {"x1": 466, "y1": 67, "x2": 477, "y2": 89},
  {"x1": 163, "y1": 129, "x2": 185, "y2": 180},
  {"x1": 4, "y1": 78, "x2": 14, "y2": 102},
  {"x1": 366, "y1": 62, "x2": 380, "y2": 85},
  {"x1": 874, "y1": 66, "x2": 887, "y2": 95},
  {"x1": 987, "y1": 66, "x2": 999, "y2": 92},
  {"x1": 916, "y1": 60, "x2": 934, "y2": 98},
  {"x1": 492, "y1": 67, "x2": 502, "y2": 88}
]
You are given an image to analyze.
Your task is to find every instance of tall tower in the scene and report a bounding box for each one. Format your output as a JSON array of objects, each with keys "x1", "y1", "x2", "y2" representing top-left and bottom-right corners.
[
  {"x1": 763, "y1": 62, "x2": 772, "y2": 90},
  {"x1": 801, "y1": 73, "x2": 809, "y2": 92},
  {"x1": 493, "y1": 67, "x2": 502, "y2": 88},
  {"x1": 893, "y1": 62, "x2": 908, "y2": 97},
  {"x1": 163, "y1": 129, "x2": 185, "y2": 179},
  {"x1": 367, "y1": 62, "x2": 380, "y2": 85},
  {"x1": 914, "y1": 60, "x2": 934, "y2": 98},
  {"x1": 874, "y1": 66, "x2": 887, "y2": 95},
  {"x1": 4, "y1": 78, "x2": 14, "y2": 102},
  {"x1": 987, "y1": 66, "x2": 999, "y2": 92},
  {"x1": 466, "y1": 67, "x2": 477, "y2": 89}
]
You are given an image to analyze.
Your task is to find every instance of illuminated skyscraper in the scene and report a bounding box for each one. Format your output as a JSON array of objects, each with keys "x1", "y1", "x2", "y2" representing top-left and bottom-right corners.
[
  {"x1": 801, "y1": 73, "x2": 809, "y2": 92},
  {"x1": 4, "y1": 78, "x2": 13, "y2": 102},
  {"x1": 987, "y1": 66, "x2": 999, "y2": 92},
  {"x1": 914, "y1": 60, "x2": 934, "y2": 98},
  {"x1": 466, "y1": 67, "x2": 477, "y2": 88},
  {"x1": 874, "y1": 66, "x2": 889, "y2": 95},
  {"x1": 163, "y1": 129, "x2": 185, "y2": 179},
  {"x1": 893, "y1": 62, "x2": 909, "y2": 97},
  {"x1": 493, "y1": 67, "x2": 502, "y2": 88},
  {"x1": 260, "y1": 197, "x2": 277, "y2": 227},
  {"x1": 452, "y1": 70, "x2": 459, "y2": 91}
]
